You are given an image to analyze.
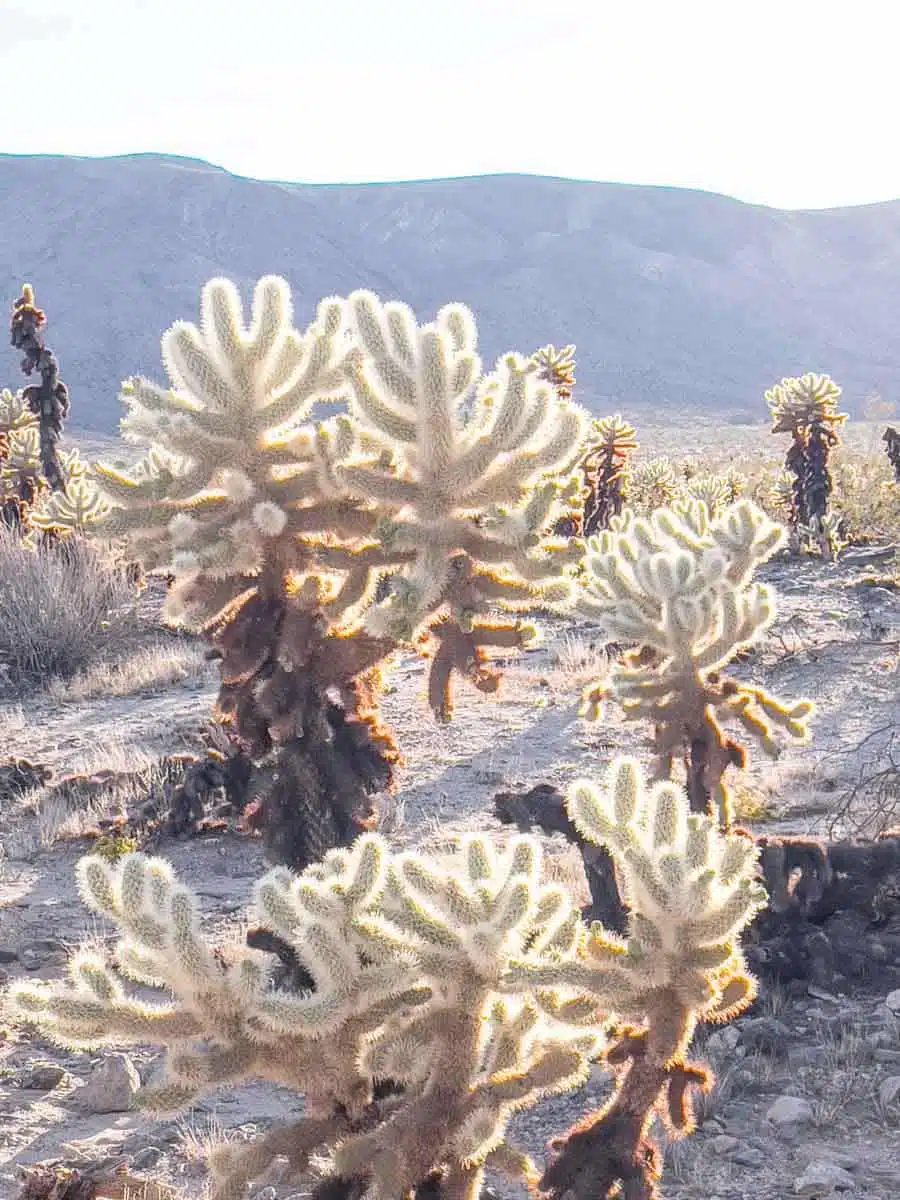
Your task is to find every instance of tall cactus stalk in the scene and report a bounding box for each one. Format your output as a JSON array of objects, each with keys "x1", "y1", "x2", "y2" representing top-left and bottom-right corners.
[
  {"x1": 765, "y1": 373, "x2": 847, "y2": 557},
  {"x1": 9, "y1": 283, "x2": 71, "y2": 493}
]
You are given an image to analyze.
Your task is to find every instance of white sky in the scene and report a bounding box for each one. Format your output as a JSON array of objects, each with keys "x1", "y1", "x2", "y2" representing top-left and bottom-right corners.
[{"x1": 1, "y1": 0, "x2": 894, "y2": 210}]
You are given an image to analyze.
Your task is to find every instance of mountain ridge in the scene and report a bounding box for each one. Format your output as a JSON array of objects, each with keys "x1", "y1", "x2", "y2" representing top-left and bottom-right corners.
[{"x1": 2, "y1": 152, "x2": 899, "y2": 433}]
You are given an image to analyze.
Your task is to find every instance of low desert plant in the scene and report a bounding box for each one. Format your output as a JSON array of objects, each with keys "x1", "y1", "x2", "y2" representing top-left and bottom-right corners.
[
  {"x1": 626, "y1": 457, "x2": 680, "y2": 516},
  {"x1": 0, "y1": 525, "x2": 138, "y2": 689},
  {"x1": 8, "y1": 755, "x2": 765, "y2": 1200}
]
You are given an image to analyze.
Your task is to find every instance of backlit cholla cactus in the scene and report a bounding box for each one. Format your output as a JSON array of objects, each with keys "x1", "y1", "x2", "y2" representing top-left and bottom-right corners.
[
  {"x1": 532, "y1": 343, "x2": 576, "y2": 401},
  {"x1": 30, "y1": 447, "x2": 108, "y2": 539},
  {"x1": 89, "y1": 276, "x2": 401, "y2": 870},
  {"x1": 508, "y1": 758, "x2": 766, "y2": 1199},
  {"x1": 626, "y1": 457, "x2": 679, "y2": 516},
  {"x1": 582, "y1": 415, "x2": 639, "y2": 536},
  {"x1": 8, "y1": 283, "x2": 71, "y2": 492},
  {"x1": 578, "y1": 499, "x2": 815, "y2": 823},
  {"x1": 0, "y1": 386, "x2": 47, "y2": 530},
  {"x1": 10, "y1": 835, "x2": 594, "y2": 1200},
  {"x1": 681, "y1": 468, "x2": 746, "y2": 517},
  {"x1": 8, "y1": 758, "x2": 764, "y2": 1200},
  {"x1": 336, "y1": 292, "x2": 588, "y2": 720},
  {"x1": 765, "y1": 373, "x2": 847, "y2": 558}
]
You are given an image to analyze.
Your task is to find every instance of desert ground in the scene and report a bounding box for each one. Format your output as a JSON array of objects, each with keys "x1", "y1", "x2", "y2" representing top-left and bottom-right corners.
[{"x1": 0, "y1": 421, "x2": 897, "y2": 1200}]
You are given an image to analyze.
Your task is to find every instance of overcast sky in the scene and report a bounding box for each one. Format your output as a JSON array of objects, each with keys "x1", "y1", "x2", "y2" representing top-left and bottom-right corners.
[{"x1": 0, "y1": 0, "x2": 893, "y2": 210}]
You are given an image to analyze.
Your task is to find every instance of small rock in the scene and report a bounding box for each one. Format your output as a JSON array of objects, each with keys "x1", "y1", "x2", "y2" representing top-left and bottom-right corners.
[
  {"x1": 879, "y1": 1076, "x2": 900, "y2": 1108},
  {"x1": 766, "y1": 1095, "x2": 815, "y2": 1128},
  {"x1": 884, "y1": 989, "x2": 900, "y2": 1014},
  {"x1": 249, "y1": 1189, "x2": 277, "y2": 1200},
  {"x1": 730, "y1": 1146, "x2": 766, "y2": 1167},
  {"x1": 707, "y1": 1026, "x2": 741, "y2": 1055},
  {"x1": 131, "y1": 1147, "x2": 163, "y2": 1170},
  {"x1": 706, "y1": 1134, "x2": 740, "y2": 1155},
  {"x1": 16, "y1": 1063, "x2": 68, "y2": 1091},
  {"x1": 739, "y1": 1017, "x2": 792, "y2": 1057},
  {"x1": 0, "y1": 949, "x2": 18, "y2": 964},
  {"x1": 71, "y1": 1053, "x2": 141, "y2": 1114},
  {"x1": 794, "y1": 1161, "x2": 856, "y2": 1195}
]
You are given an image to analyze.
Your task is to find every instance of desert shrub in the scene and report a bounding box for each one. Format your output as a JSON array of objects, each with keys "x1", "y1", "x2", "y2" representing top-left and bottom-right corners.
[
  {"x1": 828, "y1": 451, "x2": 900, "y2": 544},
  {"x1": 0, "y1": 526, "x2": 137, "y2": 689}
]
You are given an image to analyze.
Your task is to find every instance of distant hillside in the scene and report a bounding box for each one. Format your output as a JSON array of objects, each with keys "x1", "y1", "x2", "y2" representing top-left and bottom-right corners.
[{"x1": 2, "y1": 153, "x2": 900, "y2": 433}]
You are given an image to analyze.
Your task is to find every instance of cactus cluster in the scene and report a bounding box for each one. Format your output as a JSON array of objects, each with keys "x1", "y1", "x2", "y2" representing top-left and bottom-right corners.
[
  {"x1": 9, "y1": 756, "x2": 764, "y2": 1200},
  {"x1": 577, "y1": 498, "x2": 815, "y2": 824},
  {"x1": 87, "y1": 277, "x2": 587, "y2": 867},
  {"x1": 765, "y1": 373, "x2": 847, "y2": 558},
  {"x1": 0, "y1": 385, "x2": 46, "y2": 530}
]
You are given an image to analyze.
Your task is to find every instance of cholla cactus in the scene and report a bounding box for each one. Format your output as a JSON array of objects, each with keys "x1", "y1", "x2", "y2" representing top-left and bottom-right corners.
[
  {"x1": 626, "y1": 457, "x2": 679, "y2": 516},
  {"x1": 532, "y1": 343, "x2": 576, "y2": 401},
  {"x1": 336, "y1": 291, "x2": 588, "y2": 720},
  {"x1": 30, "y1": 447, "x2": 108, "y2": 538},
  {"x1": 884, "y1": 426, "x2": 900, "y2": 483},
  {"x1": 578, "y1": 499, "x2": 815, "y2": 823},
  {"x1": 9, "y1": 283, "x2": 71, "y2": 491},
  {"x1": 765, "y1": 373, "x2": 847, "y2": 557},
  {"x1": 582, "y1": 415, "x2": 639, "y2": 536},
  {"x1": 680, "y1": 469, "x2": 746, "y2": 517},
  {"x1": 9, "y1": 836, "x2": 593, "y2": 1199},
  {"x1": 0, "y1": 386, "x2": 47, "y2": 530},
  {"x1": 8, "y1": 758, "x2": 763, "y2": 1200},
  {"x1": 89, "y1": 276, "x2": 402, "y2": 870},
  {"x1": 512, "y1": 758, "x2": 765, "y2": 1199}
]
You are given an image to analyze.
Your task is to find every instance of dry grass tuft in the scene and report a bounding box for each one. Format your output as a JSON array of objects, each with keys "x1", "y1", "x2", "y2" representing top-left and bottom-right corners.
[
  {"x1": 0, "y1": 530, "x2": 139, "y2": 692},
  {"x1": 44, "y1": 638, "x2": 212, "y2": 703}
]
